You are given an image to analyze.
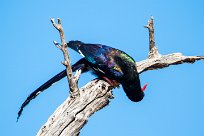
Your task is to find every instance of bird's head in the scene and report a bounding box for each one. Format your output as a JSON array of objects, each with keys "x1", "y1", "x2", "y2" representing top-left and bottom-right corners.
[{"x1": 122, "y1": 83, "x2": 148, "y2": 102}]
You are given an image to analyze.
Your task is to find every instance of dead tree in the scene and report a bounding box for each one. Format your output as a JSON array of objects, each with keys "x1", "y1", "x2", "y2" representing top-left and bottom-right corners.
[{"x1": 37, "y1": 17, "x2": 204, "y2": 136}]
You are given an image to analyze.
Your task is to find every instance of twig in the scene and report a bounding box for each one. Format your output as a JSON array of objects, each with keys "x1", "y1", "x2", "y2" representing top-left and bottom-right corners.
[
  {"x1": 51, "y1": 18, "x2": 79, "y2": 97},
  {"x1": 74, "y1": 69, "x2": 82, "y2": 83},
  {"x1": 144, "y1": 16, "x2": 160, "y2": 58}
]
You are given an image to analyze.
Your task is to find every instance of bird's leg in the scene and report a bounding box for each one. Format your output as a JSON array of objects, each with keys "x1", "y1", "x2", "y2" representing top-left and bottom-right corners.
[{"x1": 102, "y1": 76, "x2": 120, "y2": 88}]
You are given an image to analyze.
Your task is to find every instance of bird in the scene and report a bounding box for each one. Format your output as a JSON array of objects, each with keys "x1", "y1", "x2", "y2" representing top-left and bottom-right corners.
[{"x1": 17, "y1": 40, "x2": 147, "y2": 121}]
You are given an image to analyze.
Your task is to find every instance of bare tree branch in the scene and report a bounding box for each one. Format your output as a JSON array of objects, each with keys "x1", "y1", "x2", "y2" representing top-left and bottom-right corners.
[
  {"x1": 37, "y1": 80, "x2": 113, "y2": 136},
  {"x1": 37, "y1": 17, "x2": 203, "y2": 136},
  {"x1": 137, "y1": 53, "x2": 204, "y2": 74},
  {"x1": 51, "y1": 18, "x2": 79, "y2": 97},
  {"x1": 144, "y1": 16, "x2": 160, "y2": 59}
]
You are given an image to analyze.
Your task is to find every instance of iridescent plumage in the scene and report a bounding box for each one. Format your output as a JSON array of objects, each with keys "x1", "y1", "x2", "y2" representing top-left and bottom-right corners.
[
  {"x1": 17, "y1": 41, "x2": 146, "y2": 121},
  {"x1": 68, "y1": 41, "x2": 145, "y2": 102}
]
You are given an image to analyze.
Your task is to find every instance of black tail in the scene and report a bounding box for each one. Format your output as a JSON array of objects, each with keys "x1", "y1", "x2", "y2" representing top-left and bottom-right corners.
[
  {"x1": 17, "y1": 58, "x2": 89, "y2": 121},
  {"x1": 17, "y1": 69, "x2": 66, "y2": 121}
]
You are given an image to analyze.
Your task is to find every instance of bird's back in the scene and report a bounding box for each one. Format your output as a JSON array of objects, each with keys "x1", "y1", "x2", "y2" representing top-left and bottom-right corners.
[{"x1": 68, "y1": 41, "x2": 127, "y2": 80}]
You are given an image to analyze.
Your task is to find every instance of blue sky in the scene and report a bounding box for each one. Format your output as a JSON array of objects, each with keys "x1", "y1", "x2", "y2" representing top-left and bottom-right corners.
[{"x1": 1, "y1": 0, "x2": 204, "y2": 135}]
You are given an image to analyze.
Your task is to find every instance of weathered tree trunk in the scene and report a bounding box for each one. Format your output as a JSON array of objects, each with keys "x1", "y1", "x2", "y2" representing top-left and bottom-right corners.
[{"x1": 37, "y1": 17, "x2": 204, "y2": 136}]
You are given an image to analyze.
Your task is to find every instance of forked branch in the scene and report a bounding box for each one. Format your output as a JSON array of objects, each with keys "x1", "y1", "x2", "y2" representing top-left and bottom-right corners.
[{"x1": 37, "y1": 17, "x2": 203, "y2": 136}]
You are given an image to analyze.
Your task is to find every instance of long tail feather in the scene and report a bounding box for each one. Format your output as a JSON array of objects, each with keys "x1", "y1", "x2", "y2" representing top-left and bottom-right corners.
[
  {"x1": 17, "y1": 58, "x2": 89, "y2": 121},
  {"x1": 17, "y1": 69, "x2": 66, "y2": 121}
]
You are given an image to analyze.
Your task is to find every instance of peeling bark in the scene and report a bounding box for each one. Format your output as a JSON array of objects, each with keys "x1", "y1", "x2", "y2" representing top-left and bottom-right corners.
[
  {"x1": 37, "y1": 80, "x2": 113, "y2": 136},
  {"x1": 37, "y1": 17, "x2": 204, "y2": 136}
]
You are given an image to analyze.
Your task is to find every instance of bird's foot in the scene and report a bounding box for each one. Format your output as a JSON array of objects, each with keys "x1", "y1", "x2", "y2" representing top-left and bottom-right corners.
[{"x1": 102, "y1": 76, "x2": 120, "y2": 88}]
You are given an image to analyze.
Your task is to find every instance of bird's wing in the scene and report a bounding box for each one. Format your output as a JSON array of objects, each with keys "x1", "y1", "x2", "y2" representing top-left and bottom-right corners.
[{"x1": 78, "y1": 43, "x2": 124, "y2": 78}]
